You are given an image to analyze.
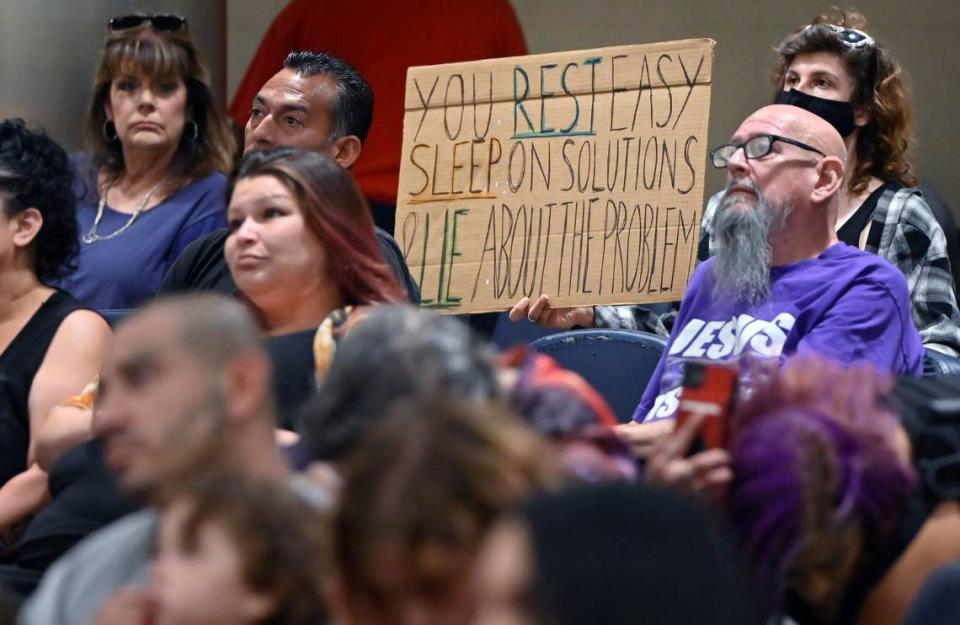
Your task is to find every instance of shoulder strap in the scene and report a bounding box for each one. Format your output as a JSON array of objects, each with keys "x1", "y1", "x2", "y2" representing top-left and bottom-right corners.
[{"x1": 1, "y1": 291, "x2": 85, "y2": 369}]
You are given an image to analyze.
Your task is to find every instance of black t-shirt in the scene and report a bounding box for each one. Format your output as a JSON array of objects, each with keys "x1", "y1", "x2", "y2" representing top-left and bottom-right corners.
[
  {"x1": 159, "y1": 227, "x2": 422, "y2": 304},
  {"x1": 265, "y1": 329, "x2": 316, "y2": 430},
  {"x1": 4, "y1": 439, "x2": 137, "y2": 585}
]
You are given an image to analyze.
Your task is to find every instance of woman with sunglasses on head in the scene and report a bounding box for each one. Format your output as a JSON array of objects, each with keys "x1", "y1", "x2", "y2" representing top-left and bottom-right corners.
[{"x1": 53, "y1": 14, "x2": 235, "y2": 310}]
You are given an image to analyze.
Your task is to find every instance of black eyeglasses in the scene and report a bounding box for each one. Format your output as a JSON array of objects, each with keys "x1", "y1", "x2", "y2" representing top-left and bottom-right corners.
[
  {"x1": 805, "y1": 23, "x2": 875, "y2": 49},
  {"x1": 108, "y1": 14, "x2": 188, "y2": 32},
  {"x1": 710, "y1": 134, "x2": 826, "y2": 169}
]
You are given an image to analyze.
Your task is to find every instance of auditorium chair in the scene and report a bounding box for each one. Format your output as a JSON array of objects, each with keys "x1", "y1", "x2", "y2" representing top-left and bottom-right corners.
[
  {"x1": 903, "y1": 561, "x2": 960, "y2": 625},
  {"x1": 98, "y1": 309, "x2": 134, "y2": 329},
  {"x1": 530, "y1": 329, "x2": 667, "y2": 423},
  {"x1": 490, "y1": 312, "x2": 560, "y2": 349}
]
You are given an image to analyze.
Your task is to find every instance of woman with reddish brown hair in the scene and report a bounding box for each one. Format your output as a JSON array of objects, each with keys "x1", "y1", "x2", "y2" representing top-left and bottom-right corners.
[
  {"x1": 224, "y1": 147, "x2": 405, "y2": 426},
  {"x1": 771, "y1": 12, "x2": 914, "y2": 197}
]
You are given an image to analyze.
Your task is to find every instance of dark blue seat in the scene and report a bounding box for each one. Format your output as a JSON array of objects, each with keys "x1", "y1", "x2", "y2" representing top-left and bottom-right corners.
[
  {"x1": 903, "y1": 560, "x2": 960, "y2": 625},
  {"x1": 491, "y1": 312, "x2": 560, "y2": 350},
  {"x1": 923, "y1": 347, "x2": 960, "y2": 377},
  {"x1": 98, "y1": 309, "x2": 134, "y2": 328},
  {"x1": 530, "y1": 329, "x2": 667, "y2": 423}
]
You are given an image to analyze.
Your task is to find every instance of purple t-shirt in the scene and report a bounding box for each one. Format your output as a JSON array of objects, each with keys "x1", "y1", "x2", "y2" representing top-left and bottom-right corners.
[
  {"x1": 53, "y1": 154, "x2": 227, "y2": 309},
  {"x1": 635, "y1": 243, "x2": 924, "y2": 422}
]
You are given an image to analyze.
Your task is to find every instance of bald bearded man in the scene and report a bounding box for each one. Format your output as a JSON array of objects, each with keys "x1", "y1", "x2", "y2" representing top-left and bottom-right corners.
[{"x1": 616, "y1": 105, "x2": 923, "y2": 447}]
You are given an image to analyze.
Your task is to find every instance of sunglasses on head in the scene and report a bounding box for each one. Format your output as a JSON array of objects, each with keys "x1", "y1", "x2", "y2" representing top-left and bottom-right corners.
[
  {"x1": 108, "y1": 14, "x2": 188, "y2": 32},
  {"x1": 805, "y1": 23, "x2": 875, "y2": 49}
]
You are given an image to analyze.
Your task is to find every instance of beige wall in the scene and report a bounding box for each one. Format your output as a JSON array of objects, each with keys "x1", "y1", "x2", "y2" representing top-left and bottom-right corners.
[
  {"x1": 0, "y1": 0, "x2": 224, "y2": 151},
  {"x1": 227, "y1": 0, "x2": 960, "y2": 212}
]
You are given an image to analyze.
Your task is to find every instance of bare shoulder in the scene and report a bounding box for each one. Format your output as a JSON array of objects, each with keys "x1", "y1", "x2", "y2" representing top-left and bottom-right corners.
[
  {"x1": 57, "y1": 309, "x2": 111, "y2": 336},
  {"x1": 28, "y1": 309, "x2": 111, "y2": 433},
  {"x1": 38, "y1": 309, "x2": 111, "y2": 377}
]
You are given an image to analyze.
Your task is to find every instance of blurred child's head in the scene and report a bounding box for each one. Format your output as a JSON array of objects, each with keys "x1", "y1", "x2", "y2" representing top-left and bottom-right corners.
[
  {"x1": 329, "y1": 397, "x2": 564, "y2": 625},
  {"x1": 151, "y1": 474, "x2": 326, "y2": 625}
]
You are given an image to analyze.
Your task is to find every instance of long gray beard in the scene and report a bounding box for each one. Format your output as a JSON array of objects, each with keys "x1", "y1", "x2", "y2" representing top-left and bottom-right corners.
[{"x1": 711, "y1": 182, "x2": 791, "y2": 306}]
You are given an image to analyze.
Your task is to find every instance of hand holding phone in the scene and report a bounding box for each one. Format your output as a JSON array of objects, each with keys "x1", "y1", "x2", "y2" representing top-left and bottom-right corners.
[{"x1": 674, "y1": 362, "x2": 738, "y2": 450}]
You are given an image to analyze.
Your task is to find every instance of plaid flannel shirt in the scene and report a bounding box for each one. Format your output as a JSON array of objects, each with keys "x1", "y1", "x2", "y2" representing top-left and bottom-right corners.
[
  {"x1": 596, "y1": 189, "x2": 960, "y2": 356},
  {"x1": 863, "y1": 186, "x2": 960, "y2": 356}
]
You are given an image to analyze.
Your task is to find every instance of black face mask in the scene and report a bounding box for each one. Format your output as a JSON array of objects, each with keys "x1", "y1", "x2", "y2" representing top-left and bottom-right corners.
[{"x1": 774, "y1": 89, "x2": 857, "y2": 137}]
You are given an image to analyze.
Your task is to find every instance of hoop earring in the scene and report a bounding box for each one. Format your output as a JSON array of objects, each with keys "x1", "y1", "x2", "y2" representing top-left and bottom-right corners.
[
  {"x1": 184, "y1": 120, "x2": 199, "y2": 142},
  {"x1": 102, "y1": 120, "x2": 118, "y2": 143}
]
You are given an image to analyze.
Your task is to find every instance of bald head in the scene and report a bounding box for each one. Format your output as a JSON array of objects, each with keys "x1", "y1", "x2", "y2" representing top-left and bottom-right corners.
[
  {"x1": 717, "y1": 104, "x2": 847, "y2": 269},
  {"x1": 126, "y1": 294, "x2": 264, "y2": 371},
  {"x1": 745, "y1": 105, "x2": 847, "y2": 163}
]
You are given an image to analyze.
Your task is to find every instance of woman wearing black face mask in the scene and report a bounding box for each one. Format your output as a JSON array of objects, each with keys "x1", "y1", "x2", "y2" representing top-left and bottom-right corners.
[{"x1": 702, "y1": 10, "x2": 960, "y2": 357}]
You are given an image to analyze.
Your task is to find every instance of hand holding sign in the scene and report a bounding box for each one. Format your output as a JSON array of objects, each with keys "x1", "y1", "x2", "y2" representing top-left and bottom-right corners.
[{"x1": 508, "y1": 294, "x2": 595, "y2": 329}]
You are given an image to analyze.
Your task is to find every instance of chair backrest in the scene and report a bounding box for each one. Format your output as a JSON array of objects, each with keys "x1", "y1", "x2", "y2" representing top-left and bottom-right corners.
[
  {"x1": 903, "y1": 560, "x2": 960, "y2": 625},
  {"x1": 98, "y1": 309, "x2": 134, "y2": 329},
  {"x1": 491, "y1": 312, "x2": 561, "y2": 350},
  {"x1": 530, "y1": 329, "x2": 667, "y2": 423},
  {"x1": 923, "y1": 348, "x2": 960, "y2": 377}
]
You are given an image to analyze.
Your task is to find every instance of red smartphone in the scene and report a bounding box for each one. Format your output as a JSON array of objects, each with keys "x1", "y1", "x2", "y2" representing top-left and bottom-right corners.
[{"x1": 675, "y1": 361, "x2": 738, "y2": 450}]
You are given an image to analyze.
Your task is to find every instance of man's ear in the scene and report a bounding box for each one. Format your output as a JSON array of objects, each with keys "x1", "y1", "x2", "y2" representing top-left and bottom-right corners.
[
  {"x1": 811, "y1": 156, "x2": 845, "y2": 204},
  {"x1": 221, "y1": 351, "x2": 271, "y2": 423},
  {"x1": 11, "y1": 208, "x2": 43, "y2": 247},
  {"x1": 330, "y1": 135, "x2": 363, "y2": 169}
]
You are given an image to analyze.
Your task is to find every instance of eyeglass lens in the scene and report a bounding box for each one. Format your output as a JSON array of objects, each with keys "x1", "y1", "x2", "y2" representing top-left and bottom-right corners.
[{"x1": 712, "y1": 136, "x2": 773, "y2": 167}]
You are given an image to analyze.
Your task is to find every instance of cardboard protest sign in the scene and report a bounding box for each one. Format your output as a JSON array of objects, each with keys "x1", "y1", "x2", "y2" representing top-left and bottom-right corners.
[{"x1": 396, "y1": 39, "x2": 715, "y2": 313}]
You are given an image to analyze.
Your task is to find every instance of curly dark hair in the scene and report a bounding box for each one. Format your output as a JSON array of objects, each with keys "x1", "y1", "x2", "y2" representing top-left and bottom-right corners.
[
  {"x1": 771, "y1": 9, "x2": 917, "y2": 194},
  {"x1": 0, "y1": 119, "x2": 79, "y2": 282}
]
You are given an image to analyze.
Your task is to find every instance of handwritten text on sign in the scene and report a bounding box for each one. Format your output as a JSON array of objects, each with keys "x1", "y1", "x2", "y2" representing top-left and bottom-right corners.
[{"x1": 396, "y1": 39, "x2": 715, "y2": 313}]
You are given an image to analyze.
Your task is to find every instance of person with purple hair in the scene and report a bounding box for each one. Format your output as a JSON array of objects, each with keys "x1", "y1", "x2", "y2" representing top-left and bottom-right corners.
[{"x1": 649, "y1": 355, "x2": 960, "y2": 625}]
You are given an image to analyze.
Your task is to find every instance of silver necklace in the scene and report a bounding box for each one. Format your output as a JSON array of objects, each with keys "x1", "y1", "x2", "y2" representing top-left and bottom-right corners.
[{"x1": 81, "y1": 180, "x2": 166, "y2": 244}]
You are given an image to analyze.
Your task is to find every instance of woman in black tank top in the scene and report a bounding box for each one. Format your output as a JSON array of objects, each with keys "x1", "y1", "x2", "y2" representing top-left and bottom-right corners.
[{"x1": 0, "y1": 120, "x2": 110, "y2": 551}]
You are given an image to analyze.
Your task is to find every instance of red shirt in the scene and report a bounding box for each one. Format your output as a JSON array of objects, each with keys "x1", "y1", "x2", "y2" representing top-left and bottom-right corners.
[{"x1": 229, "y1": 0, "x2": 528, "y2": 204}]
